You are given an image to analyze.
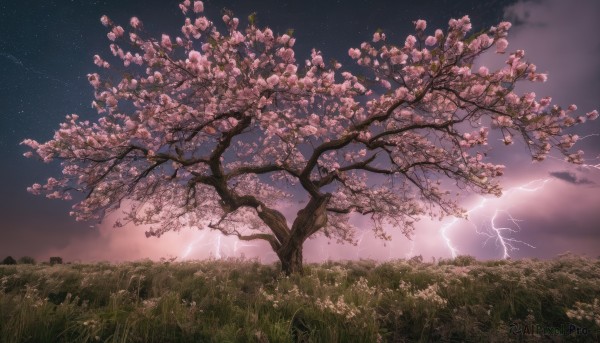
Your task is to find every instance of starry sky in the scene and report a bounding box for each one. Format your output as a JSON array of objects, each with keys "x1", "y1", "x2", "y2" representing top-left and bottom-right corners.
[{"x1": 1, "y1": 0, "x2": 599, "y2": 263}]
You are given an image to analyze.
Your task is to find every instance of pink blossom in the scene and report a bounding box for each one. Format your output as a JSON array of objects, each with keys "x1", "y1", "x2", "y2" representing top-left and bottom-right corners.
[
  {"x1": 390, "y1": 52, "x2": 407, "y2": 65},
  {"x1": 372, "y1": 32, "x2": 382, "y2": 43},
  {"x1": 93, "y1": 55, "x2": 104, "y2": 67},
  {"x1": 228, "y1": 117, "x2": 238, "y2": 127},
  {"x1": 395, "y1": 87, "x2": 409, "y2": 99},
  {"x1": 130, "y1": 17, "x2": 141, "y2": 29},
  {"x1": 264, "y1": 28, "x2": 273, "y2": 39},
  {"x1": 348, "y1": 48, "x2": 361, "y2": 59},
  {"x1": 161, "y1": 34, "x2": 172, "y2": 49},
  {"x1": 425, "y1": 36, "x2": 437, "y2": 46},
  {"x1": 478, "y1": 66, "x2": 489, "y2": 77},
  {"x1": 498, "y1": 21, "x2": 512, "y2": 32},
  {"x1": 178, "y1": 3, "x2": 188, "y2": 14},
  {"x1": 470, "y1": 84, "x2": 485, "y2": 96},
  {"x1": 27, "y1": 183, "x2": 42, "y2": 195},
  {"x1": 405, "y1": 35, "x2": 417, "y2": 48},
  {"x1": 496, "y1": 38, "x2": 508, "y2": 53},
  {"x1": 299, "y1": 125, "x2": 318, "y2": 136},
  {"x1": 193, "y1": 1, "x2": 204, "y2": 13},
  {"x1": 449, "y1": 18, "x2": 458, "y2": 28},
  {"x1": 87, "y1": 73, "x2": 101, "y2": 88},
  {"x1": 195, "y1": 17, "x2": 210, "y2": 31},
  {"x1": 266, "y1": 74, "x2": 280, "y2": 87},
  {"x1": 112, "y1": 26, "x2": 125, "y2": 38},
  {"x1": 231, "y1": 31, "x2": 245, "y2": 44},
  {"x1": 534, "y1": 73, "x2": 548, "y2": 82},
  {"x1": 496, "y1": 115, "x2": 513, "y2": 127},
  {"x1": 21, "y1": 139, "x2": 39, "y2": 149},
  {"x1": 312, "y1": 54, "x2": 324, "y2": 67},
  {"x1": 106, "y1": 96, "x2": 118, "y2": 108},
  {"x1": 586, "y1": 110, "x2": 599, "y2": 120},
  {"x1": 478, "y1": 34, "x2": 492, "y2": 48},
  {"x1": 460, "y1": 15, "x2": 472, "y2": 32},
  {"x1": 278, "y1": 34, "x2": 290, "y2": 44},
  {"x1": 100, "y1": 15, "x2": 110, "y2": 27},
  {"x1": 308, "y1": 113, "x2": 320, "y2": 126},
  {"x1": 411, "y1": 50, "x2": 422, "y2": 62},
  {"x1": 539, "y1": 97, "x2": 552, "y2": 107},
  {"x1": 107, "y1": 32, "x2": 116, "y2": 41},
  {"x1": 414, "y1": 19, "x2": 427, "y2": 31}
]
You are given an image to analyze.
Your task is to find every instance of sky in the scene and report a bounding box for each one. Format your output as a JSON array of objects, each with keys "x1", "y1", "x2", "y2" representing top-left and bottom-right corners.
[{"x1": 1, "y1": 0, "x2": 599, "y2": 263}]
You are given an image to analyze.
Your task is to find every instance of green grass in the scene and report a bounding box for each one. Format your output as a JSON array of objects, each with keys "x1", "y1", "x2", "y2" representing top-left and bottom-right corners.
[{"x1": 0, "y1": 254, "x2": 599, "y2": 342}]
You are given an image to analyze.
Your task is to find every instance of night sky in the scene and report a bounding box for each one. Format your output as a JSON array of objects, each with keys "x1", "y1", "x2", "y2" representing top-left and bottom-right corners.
[{"x1": 1, "y1": 0, "x2": 599, "y2": 263}]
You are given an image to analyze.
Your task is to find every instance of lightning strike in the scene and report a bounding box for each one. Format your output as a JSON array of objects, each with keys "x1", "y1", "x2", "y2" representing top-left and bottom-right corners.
[
  {"x1": 214, "y1": 235, "x2": 222, "y2": 259},
  {"x1": 581, "y1": 154, "x2": 600, "y2": 171},
  {"x1": 476, "y1": 210, "x2": 536, "y2": 259},
  {"x1": 181, "y1": 230, "x2": 258, "y2": 260},
  {"x1": 354, "y1": 230, "x2": 370, "y2": 259},
  {"x1": 232, "y1": 240, "x2": 257, "y2": 255},
  {"x1": 440, "y1": 179, "x2": 550, "y2": 259},
  {"x1": 404, "y1": 239, "x2": 416, "y2": 259}
]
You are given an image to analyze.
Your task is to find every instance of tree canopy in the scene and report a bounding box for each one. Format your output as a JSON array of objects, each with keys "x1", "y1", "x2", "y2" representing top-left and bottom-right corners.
[{"x1": 22, "y1": 1, "x2": 597, "y2": 273}]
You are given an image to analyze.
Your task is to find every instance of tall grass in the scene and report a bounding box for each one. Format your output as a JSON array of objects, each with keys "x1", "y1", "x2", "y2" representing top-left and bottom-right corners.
[{"x1": 0, "y1": 254, "x2": 598, "y2": 342}]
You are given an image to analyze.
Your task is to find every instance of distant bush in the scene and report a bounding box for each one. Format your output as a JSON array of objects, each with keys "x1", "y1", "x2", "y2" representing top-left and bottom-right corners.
[
  {"x1": 1, "y1": 256, "x2": 17, "y2": 265},
  {"x1": 49, "y1": 256, "x2": 63, "y2": 265},
  {"x1": 18, "y1": 256, "x2": 36, "y2": 264},
  {"x1": 439, "y1": 255, "x2": 477, "y2": 266}
]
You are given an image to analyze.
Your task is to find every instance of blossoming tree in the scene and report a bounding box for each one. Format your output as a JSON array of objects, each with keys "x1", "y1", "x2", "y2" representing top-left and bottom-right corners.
[{"x1": 22, "y1": 1, "x2": 597, "y2": 274}]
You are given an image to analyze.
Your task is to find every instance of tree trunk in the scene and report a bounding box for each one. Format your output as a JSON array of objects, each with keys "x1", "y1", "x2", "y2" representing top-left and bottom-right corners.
[
  {"x1": 277, "y1": 195, "x2": 331, "y2": 275},
  {"x1": 279, "y1": 244, "x2": 303, "y2": 275}
]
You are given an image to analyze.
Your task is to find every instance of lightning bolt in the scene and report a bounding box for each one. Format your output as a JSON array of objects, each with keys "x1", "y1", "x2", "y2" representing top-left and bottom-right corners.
[
  {"x1": 354, "y1": 230, "x2": 370, "y2": 259},
  {"x1": 580, "y1": 153, "x2": 600, "y2": 171},
  {"x1": 213, "y1": 235, "x2": 222, "y2": 259},
  {"x1": 404, "y1": 239, "x2": 416, "y2": 259},
  {"x1": 476, "y1": 210, "x2": 535, "y2": 259},
  {"x1": 181, "y1": 230, "x2": 258, "y2": 260},
  {"x1": 232, "y1": 240, "x2": 257, "y2": 255},
  {"x1": 181, "y1": 231, "x2": 208, "y2": 259},
  {"x1": 440, "y1": 179, "x2": 550, "y2": 259}
]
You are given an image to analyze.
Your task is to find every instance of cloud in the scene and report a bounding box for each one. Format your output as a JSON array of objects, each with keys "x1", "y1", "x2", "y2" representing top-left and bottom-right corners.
[{"x1": 549, "y1": 171, "x2": 594, "y2": 185}]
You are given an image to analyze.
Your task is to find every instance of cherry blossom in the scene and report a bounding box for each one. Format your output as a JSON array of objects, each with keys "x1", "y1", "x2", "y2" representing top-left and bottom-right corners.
[
  {"x1": 130, "y1": 17, "x2": 141, "y2": 29},
  {"x1": 414, "y1": 19, "x2": 427, "y2": 31},
  {"x1": 193, "y1": 1, "x2": 203, "y2": 13}
]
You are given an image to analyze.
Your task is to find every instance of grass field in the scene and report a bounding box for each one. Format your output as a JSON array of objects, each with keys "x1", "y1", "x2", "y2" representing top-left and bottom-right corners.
[{"x1": 0, "y1": 254, "x2": 598, "y2": 342}]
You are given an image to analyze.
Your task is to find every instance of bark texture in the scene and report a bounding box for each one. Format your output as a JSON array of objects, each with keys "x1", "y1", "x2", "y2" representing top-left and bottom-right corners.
[{"x1": 276, "y1": 195, "x2": 331, "y2": 275}]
